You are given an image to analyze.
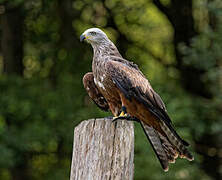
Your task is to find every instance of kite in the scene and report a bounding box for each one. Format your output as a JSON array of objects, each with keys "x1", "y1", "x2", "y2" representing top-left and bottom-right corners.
[{"x1": 80, "y1": 28, "x2": 194, "y2": 171}]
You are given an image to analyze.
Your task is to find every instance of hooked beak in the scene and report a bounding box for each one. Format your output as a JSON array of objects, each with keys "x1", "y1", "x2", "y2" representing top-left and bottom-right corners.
[{"x1": 80, "y1": 34, "x2": 86, "y2": 42}]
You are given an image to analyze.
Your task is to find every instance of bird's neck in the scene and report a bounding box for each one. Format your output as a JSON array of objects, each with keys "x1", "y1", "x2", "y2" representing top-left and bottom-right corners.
[{"x1": 92, "y1": 40, "x2": 122, "y2": 59}]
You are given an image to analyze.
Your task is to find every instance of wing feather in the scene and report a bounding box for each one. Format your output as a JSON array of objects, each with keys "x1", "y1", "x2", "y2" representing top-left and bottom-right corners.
[
  {"x1": 107, "y1": 60, "x2": 189, "y2": 146},
  {"x1": 83, "y1": 72, "x2": 109, "y2": 111}
]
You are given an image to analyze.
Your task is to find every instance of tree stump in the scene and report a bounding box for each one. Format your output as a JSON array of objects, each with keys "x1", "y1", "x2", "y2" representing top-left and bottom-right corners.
[{"x1": 70, "y1": 118, "x2": 134, "y2": 180}]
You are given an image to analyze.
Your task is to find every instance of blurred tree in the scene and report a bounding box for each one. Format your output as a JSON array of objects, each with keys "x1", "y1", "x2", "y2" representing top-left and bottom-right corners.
[
  {"x1": 0, "y1": 3, "x2": 24, "y2": 75},
  {"x1": 0, "y1": 0, "x2": 221, "y2": 179},
  {"x1": 153, "y1": 0, "x2": 209, "y2": 97},
  {"x1": 152, "y1": 0, "x2": 222, "y2": 179},
  {"x1": 179, "y1": 1, "x2": 222, "y2": 178}
]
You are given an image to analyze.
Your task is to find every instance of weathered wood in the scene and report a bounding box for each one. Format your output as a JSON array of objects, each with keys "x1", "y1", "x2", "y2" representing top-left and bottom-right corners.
[{"x1": 70, "y1": 118, "x2": 134, "y2": 180}]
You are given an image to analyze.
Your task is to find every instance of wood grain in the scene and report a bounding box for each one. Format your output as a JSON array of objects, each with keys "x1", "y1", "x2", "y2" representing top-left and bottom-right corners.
[{"x1": 70, "y1": 118, "x2": 134, "y2": 180}]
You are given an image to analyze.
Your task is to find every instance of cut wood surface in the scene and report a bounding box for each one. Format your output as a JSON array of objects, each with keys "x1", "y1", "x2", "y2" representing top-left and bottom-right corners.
[{"x1": 70, "y1": 118, "x2": 134, "y2": 180}]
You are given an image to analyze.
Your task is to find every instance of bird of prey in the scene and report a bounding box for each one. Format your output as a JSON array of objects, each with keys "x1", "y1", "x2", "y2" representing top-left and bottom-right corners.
[{"x1": 80, "y1": 28, "x2": 194, "y2": 171}]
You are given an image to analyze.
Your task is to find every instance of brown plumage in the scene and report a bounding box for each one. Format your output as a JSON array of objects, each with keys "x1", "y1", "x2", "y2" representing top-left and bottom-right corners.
[
  {"x1": 83, "y1": 72, "x2": 109, "y2": 111},
  {"x1": 80, "y1": 28, "x2": 194, "y2": 171}
]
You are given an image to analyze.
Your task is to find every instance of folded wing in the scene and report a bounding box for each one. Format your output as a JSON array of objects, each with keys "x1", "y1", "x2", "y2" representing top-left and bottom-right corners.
[
  {"x1": 106, "y1": 59, "x2": 194, "y2": 171},
  {"x1": 83, "y1": 72, "x2": 109, "y2": 111}
]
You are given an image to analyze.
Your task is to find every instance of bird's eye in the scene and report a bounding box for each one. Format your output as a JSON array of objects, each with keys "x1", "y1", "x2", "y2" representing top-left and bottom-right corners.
[{"x1": 90, "y1": 31, "x2": 97, "y2": 36}]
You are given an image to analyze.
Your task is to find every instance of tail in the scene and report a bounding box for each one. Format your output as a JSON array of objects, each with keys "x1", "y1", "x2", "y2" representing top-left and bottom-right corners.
[
  {"x1": 159, "y1": 121, "x2": 194, "y2": 161},
  {"x1": 140, "y1": 121, "x2": 194, "y2": 171}
]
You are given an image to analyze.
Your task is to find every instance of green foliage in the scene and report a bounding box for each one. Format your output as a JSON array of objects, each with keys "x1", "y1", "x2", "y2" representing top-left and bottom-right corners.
[
  {"x1": 0, "y1": 74, "x2": 107, "y2": 179},
  {"x1": 0, "y1": 0, "x2": 221, "y2": 179},
  {"x1": 179, "y1": 0, "x2": 222, "y2": 138}
]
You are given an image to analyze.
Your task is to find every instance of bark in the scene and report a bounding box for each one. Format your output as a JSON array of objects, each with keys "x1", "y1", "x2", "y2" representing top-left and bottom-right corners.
[
  {"x1": 70, "y1": 118, "x2": 134, "y2": 180},
  {"x1": 0, "y1": 5, "x2": 24, "y2": 75}
]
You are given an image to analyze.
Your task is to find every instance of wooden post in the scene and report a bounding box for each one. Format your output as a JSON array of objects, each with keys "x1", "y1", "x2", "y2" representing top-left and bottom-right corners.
[{"x1": 70, "y1": 118, "x2": 134, "y2": 180}]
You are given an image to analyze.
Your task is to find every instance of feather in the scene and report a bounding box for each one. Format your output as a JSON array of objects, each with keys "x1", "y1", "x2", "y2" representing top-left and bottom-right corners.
[
  {"x1": 81, "y1": 27, "x2": 194, "y2": 171},
  {"x1": 113, "y1": 76, "x2": 189, "y2": 147},
  {"x1": 140, "y1": 121, "x2": 169, "y2": 171},
  {"x1": 83, "y1": 72, "x2": 109, "y2": 111}
]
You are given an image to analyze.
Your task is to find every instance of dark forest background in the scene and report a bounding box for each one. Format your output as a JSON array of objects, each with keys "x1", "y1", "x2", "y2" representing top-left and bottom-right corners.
[{"x1": 0, "y1": 0, "x2": 221, "y2": 179}]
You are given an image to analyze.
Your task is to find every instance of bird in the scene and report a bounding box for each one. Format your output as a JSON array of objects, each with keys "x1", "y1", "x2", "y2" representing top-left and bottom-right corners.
[{"x1": 80, "y1": 27, "x2": 194, "y2": 171}]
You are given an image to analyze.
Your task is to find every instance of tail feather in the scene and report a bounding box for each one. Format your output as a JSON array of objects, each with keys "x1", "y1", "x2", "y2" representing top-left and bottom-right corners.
[
  {"x1": 159, "y1": 121, "x2": 194, "y2": 161},
  {"x1": 157, "y1": 131, "x2": 178, "y2": 163},
  {"x1": 140, "y1": 121, "x2": 194, "y2": 171},
  {"x1": 140, "y1": 121, "x2": 169, "y2": 171}
]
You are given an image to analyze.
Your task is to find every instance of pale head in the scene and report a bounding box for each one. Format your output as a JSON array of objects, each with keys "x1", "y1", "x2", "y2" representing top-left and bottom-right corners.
[{"x1": 80, "y1": 28, "x2": 109, "y2": 45}]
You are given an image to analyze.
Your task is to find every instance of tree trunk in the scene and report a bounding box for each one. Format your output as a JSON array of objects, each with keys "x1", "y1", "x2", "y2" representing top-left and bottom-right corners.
[
  {"x1": 0, "y1": 6, "x2": 24, "y2": 75},
  {"x1": 153, "y1": 0, "x2": 210, "y2": 97},
  {"x1": 49, "y1": 0, "x2": 82, "y2": 85},
  {"x1": 70, "y1": 118, "x2": 134, "y2": 180}
]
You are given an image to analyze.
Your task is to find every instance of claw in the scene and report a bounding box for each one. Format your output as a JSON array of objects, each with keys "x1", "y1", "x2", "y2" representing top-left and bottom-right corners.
[
  {"x1": 112, "y1": 115, "x2": 140, "y2": 123},
  {"x1": 112, "y1": 115, "x2": 129, "y2": 122},
  {"x1": 112, "y1": 106, "x2": 140, "y2": 123},
  {"x1": 119, "y1": 111, "x2": 126, "y2": 117}
]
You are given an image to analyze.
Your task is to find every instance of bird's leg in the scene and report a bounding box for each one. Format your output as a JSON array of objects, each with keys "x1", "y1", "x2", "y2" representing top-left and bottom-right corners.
[
  {"x1": 119, "y1": 106, "x2": 127, "y2": 117},
  {"x1": 112, "y1": 106, "x2": 140, "y2": 123},
  {"x1": 112, "y1": 106, "x2": 127, "y2": 120}
]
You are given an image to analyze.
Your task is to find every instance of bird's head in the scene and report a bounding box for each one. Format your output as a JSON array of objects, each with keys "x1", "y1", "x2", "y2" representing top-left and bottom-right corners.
[{"x1": 80, "y1": 28, "x2": 109, "y2": 45}]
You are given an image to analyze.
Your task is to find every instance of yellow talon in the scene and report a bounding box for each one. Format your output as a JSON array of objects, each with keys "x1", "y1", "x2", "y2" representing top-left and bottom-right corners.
[
  {"x1": 119, "y1": 111, "x2": 127, "y2": 117},
  {"x1": 112, "y1": 107, "x2": 128, "y2": 122},
  {"x1": 112, "y1": 110, "x2": 127, "y2": 121}
]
